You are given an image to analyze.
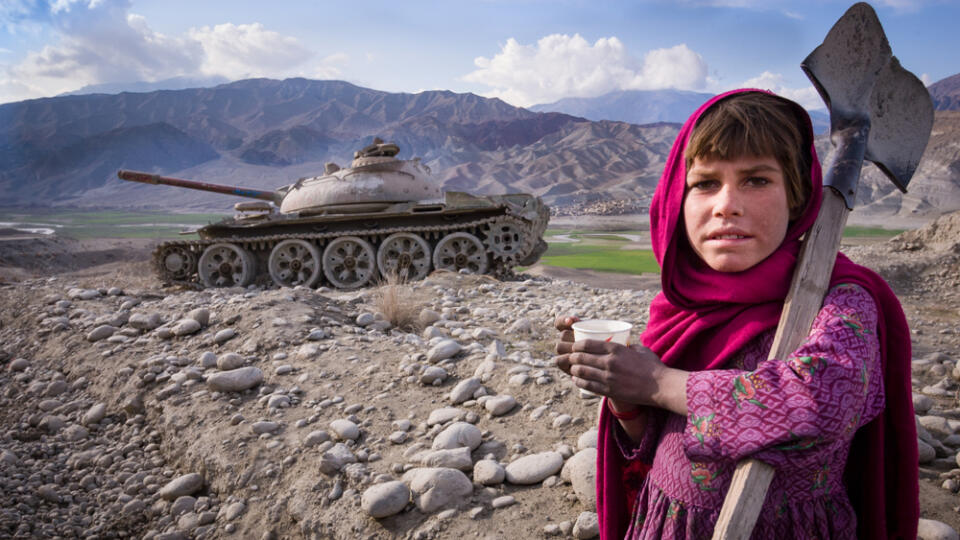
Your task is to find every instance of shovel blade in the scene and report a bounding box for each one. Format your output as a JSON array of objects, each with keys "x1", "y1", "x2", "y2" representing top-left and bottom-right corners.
[
  {"x1": 802, "y1": 3, "x2": 891, "y2": 128},
  {"x1": 802, "y1": 2, "x2": 934, "y2": 196},
  {"x1": 863, "y1": 57, "x2": 934, "y2": 192}
]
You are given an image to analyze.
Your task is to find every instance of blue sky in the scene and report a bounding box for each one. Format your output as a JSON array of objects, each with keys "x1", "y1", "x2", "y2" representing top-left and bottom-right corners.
[{"x1": 0, "y1": 0, "x2": 956, "y2": 108}]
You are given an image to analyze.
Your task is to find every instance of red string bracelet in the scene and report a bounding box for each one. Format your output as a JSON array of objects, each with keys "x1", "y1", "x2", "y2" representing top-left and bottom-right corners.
[{"x1": 606, "y1": 399, "x2": 642, "y2": 421}]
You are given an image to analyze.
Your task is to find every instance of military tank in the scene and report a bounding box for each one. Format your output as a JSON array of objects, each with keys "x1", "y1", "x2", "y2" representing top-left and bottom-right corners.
[{"x1": 118, "y1": 139, "x2": 550, "y2": 289}]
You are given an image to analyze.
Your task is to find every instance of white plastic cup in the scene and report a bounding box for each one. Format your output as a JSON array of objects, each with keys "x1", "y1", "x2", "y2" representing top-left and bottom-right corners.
[
  {"x1": 571, "y1": 319, "x2": 632, "y2": 345},
  {"x1": 570, "y1": 319, "x2": 633, "y2": 399}
]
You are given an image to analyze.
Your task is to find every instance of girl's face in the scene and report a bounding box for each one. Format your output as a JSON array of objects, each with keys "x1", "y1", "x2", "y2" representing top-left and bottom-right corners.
[{"x1": 683, "y1": 154, "x2": 790, "y2": 273}]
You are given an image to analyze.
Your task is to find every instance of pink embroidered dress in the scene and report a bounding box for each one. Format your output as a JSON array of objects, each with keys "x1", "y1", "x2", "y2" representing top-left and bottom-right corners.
[{"x1": 620, "y1": 283, "x2": 882, "y2": 538}]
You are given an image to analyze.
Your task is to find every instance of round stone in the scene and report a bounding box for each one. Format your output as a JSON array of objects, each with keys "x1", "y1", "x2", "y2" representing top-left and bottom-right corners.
[
  {"x1": 361, "y1": 481, "x2": 410, "y2": 518},
  {"x1": 206, "y1": 367, "x2": 263, "y2": 392},
  {"x1": 159, "y1": 473, "x2": 204, "y2": 501},
  {"x1": 505, "y1": 452, "x2": 564, "y2": 485},
  {"x1": 330, "y1": 419, "x2": 360, "y2": 441}
]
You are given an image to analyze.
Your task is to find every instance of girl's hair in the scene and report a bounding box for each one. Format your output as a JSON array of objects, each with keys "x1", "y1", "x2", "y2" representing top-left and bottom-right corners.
[{"x1": 684, "y1": 92, "x2": 812, "y2": 220}]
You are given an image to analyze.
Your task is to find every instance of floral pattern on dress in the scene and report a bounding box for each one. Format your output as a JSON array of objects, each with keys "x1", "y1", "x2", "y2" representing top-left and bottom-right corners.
[
  {"x1": 787, "y1": 355, "x2": 826, "y2": 379},
  {"x1": 732, "y1": 372, "x2": 768, "y2": 409},
  {"x1": 812, "y1": 464, "x2": 830, "y2": 493},
  {"x1": 688, "y1": 412, "x2": 717, "y2": 447},
  {"x1": 839, "y1": 312, "x2": 869, "y2": 339},
  {"x1": 690, "y1": 462, "x2": 718, "y2": 492}
]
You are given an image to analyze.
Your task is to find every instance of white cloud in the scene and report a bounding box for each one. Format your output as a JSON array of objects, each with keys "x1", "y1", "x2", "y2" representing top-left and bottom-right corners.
[
  {"x1": 733, "y1": 71, "x2": 823, "y2": 110},
  {"x1": 187, "y1": 23, "x2": 311, "y2": 80},
  {"x1": 462, "y1": 34, "x2": 710, "y2": 107},
  {"x1": 0, "y1": 0, "x2": 344, "y2": 103}
]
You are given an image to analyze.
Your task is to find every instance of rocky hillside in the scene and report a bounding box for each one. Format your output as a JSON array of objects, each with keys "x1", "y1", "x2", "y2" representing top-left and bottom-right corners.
[
  {"x1": 2, "y1": 77, "x2": 960, "y2": 217},
  {"x1": 930, "y1": 74, "x2": 960, "y2": 111}
]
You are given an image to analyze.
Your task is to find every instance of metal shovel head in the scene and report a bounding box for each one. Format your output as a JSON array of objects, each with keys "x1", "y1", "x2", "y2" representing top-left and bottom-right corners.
[
  {"x1": 862, "y1": 56, "x2": 934, "y2": 192},
  {"x1": 802, "y1": 3, "x2": 891, "y2": 129},
  {"x1": 802, "y1": 2, "x2": 933, "y2": 193}
]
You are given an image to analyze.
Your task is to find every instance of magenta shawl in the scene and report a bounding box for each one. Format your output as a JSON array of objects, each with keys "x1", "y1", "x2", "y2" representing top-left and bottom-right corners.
[{"x1": 596, "y1": 89, "x2": 917, "y2": 539}]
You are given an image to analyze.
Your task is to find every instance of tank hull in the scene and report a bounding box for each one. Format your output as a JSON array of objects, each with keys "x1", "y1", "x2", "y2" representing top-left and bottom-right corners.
[
  {"x1": 123, "y1": 140, "x2": 550, "y2": 289},
  {"x1": 152, "y1": 191, "x2": 549, "y2": 289}
]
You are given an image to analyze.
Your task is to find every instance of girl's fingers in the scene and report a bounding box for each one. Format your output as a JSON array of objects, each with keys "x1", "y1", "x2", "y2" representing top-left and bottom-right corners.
[
  {"x1": 571, "y1": 375, "x2": 605, "y2": 395},
  {"x1": 556, "y1": 341, "x2": 574, "y2": 355},
  {"x1": 568, "y1": 362, "x2": 610, "y2": 385},
  {"x1": 559, "y1": 329, "x2": 575, "y2": 343},
  {"x1": 567, "y1": 350, "x2": 611, "y2": 370},
  {"x1": 554, "y1": 354, "x2": 571, "y2": 374}
]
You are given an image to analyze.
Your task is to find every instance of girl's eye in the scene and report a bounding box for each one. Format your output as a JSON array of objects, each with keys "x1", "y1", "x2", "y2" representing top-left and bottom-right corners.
[
  {"x1": 689, "y1": 179, "x2": 719, "y2": 190},
  {"x1": 746, "y1": 177, "x2": 770, "y2": 186}
]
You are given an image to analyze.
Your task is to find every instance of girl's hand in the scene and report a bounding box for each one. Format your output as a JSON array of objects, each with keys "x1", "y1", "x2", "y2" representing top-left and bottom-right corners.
[{"x1": 555, "y1": 339, "x2": 688, "y2": 416}]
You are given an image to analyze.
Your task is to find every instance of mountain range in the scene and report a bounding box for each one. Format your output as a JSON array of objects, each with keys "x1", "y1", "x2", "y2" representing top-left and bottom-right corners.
[{"x1": 1, "y1": 77, "x2": 958, "y2": 218}]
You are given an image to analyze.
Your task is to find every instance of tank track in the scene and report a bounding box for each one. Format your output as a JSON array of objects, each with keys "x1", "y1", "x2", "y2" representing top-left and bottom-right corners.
[{"x1": 153, "y1": 211, "x2": 547, "y2": 289}]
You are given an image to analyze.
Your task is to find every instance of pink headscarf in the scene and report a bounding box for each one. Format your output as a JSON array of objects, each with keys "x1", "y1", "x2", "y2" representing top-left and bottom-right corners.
[{"x1": 596, "y1": 89, "x2": 917, "y2": 539}]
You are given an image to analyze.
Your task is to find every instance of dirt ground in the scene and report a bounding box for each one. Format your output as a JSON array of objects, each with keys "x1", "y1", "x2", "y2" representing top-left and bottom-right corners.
[{"x1": 1, "y1": 212, "x2": 959, "y2": 538}]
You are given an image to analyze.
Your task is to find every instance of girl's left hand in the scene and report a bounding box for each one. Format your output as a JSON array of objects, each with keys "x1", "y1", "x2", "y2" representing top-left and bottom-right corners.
[{"x1": 555, "y1": 340, "x2": 688, "y2": 415}]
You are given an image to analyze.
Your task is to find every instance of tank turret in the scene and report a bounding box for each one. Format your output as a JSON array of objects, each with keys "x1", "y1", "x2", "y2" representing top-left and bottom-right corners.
[{"x1": 118, "y1": 140, "x2": 549, "y2": 289}]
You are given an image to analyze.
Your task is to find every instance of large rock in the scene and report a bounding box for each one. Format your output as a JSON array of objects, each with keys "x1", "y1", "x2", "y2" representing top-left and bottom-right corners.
[
  {"x1": 449, "y1": 378, "x2": 482, "y2": 404},
  {"x1": 419, "y1": 447, "x2": 473, "y2": 471},
  {"x1": 505, "y1": 452, "x2": 564, "y2": 485},
  {"x1": 82, "y1": 403, "x2": 107, "y2": 425},
  {"x1": 484, "y1": 395, "x2": 517, "y2": 416},
  {"x1": 573, "y1": 511, "x2": 600, "y2": 539},
  {"x1": 217, "y1": 353, "x2": 244, "y2": 371},
  {"x1": 87, "y1": 325, "x2": 116, "y2": 342},
  {"x1": 361, "y1": 481, "x2": 410, "y2": 518},
  {"x1": 427, "y1": 340, "x2": 461, "y2": 362},
  {"x1": 159, "y1": 473, "x2": 203, "y2": 501},
  {"x1": 427, "y1": 407, "x2": 465, "y2": 426},
  {"x1": 920, "y1": 415, "x2": 953, "y2": 439},
  {"x1": 129, "y1": 312, "x2": 163, "y2": 330},
  {"x1": 432, "y1": 422, "x2": 482, "y2": 451},
  {"x1": 473, "y1": 459, "x2": 505, "y2": 486},
  {"x1": 402, "y1": 467, "x2": 473, "y2": 513},
  {"x1": 172, "y1": 318, "x2": 202, "y2": 336},
  {"x1": 918, "y1": 519, "x2": 959, "y2": 540},
  {"x1": 330, "y1": 419, "x2": 360, "y2": 441},
  {"x1": 577, "y1": 428, "x2": 598, "y2": 450},
  {"x1": 206, "y1": 367, "x2": 263, "y2": 392},
  {"x1": 562, "y1": 449, "x2": 597, "y2": 507}
]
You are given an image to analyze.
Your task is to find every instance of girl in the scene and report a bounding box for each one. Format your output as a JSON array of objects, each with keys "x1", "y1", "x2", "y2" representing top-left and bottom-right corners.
[{"x1": 555, "y1": 89, "x2": 916, "y2": 539}]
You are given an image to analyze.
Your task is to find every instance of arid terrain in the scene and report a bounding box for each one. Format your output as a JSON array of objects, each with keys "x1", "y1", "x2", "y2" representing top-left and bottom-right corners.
[{"x1": 1, "y1": 211, "x2": 959, "y2": 539}]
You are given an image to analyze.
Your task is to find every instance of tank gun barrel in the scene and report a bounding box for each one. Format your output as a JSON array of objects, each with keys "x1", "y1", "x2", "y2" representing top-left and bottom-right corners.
[{"x1": 117, "y1": 170, "x2": 281, "y2": 204}]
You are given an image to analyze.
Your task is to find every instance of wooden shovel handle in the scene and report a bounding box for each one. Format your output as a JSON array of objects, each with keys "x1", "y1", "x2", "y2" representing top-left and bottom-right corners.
[{"x1": 711, "y1": 191, "x2": 850, "y2": 539}]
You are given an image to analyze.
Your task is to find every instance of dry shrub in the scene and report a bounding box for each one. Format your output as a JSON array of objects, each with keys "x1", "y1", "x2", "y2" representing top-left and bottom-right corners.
[{"x1": 371, "y1": 271, "x2": 427, "y2": 332}]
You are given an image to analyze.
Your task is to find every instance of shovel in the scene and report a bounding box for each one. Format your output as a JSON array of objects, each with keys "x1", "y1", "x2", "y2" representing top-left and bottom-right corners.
[{"x1": 711, "y1": 3, "x2": 933, "y2": 539}]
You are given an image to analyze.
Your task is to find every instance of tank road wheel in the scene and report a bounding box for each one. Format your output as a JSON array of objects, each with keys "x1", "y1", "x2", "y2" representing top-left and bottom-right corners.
[
  {"x1": 322, "y1": 236, "x2": 377, "y2": 289},
  {"x1": 377, "y1": 233, "x2": 431, "y2": 281},
  {"x1": 432, "y1": 232, "x2": 489, "y2": 274},
  {"x1": 268, "y1": 239, "x2": 322, "y2": 288},
  {"x1": 198, "y1": 243, "x2": 256, "y2": 288},
  {"x1": 482, "y1": 219, "x2": 529, "y2": 265},
  {"x1": 156, "y1": 245, "x2": 197, "y2": 281}
]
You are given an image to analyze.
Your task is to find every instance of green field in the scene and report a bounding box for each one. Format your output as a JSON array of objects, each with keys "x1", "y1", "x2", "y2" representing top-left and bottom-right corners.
[
  {"x1": 0, "y1": 210, "x2": 227, "y2": 239},
  {"x1": 842, "y1": 225, "x2": 906, "y2": 237},
  {"x1": 536, "y1": 225, "x2": 905, "y2": 276}
]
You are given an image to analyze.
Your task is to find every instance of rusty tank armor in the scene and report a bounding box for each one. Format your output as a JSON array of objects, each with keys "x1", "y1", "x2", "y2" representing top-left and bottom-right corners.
[{"x1": 118, "y1": 139, "x2": 550, "y2": 289}]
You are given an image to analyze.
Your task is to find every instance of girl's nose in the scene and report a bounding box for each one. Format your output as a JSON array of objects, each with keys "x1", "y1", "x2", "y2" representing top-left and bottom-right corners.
[{"x1": 713, "y1": 185, "x2": 743, "y2": 217}]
